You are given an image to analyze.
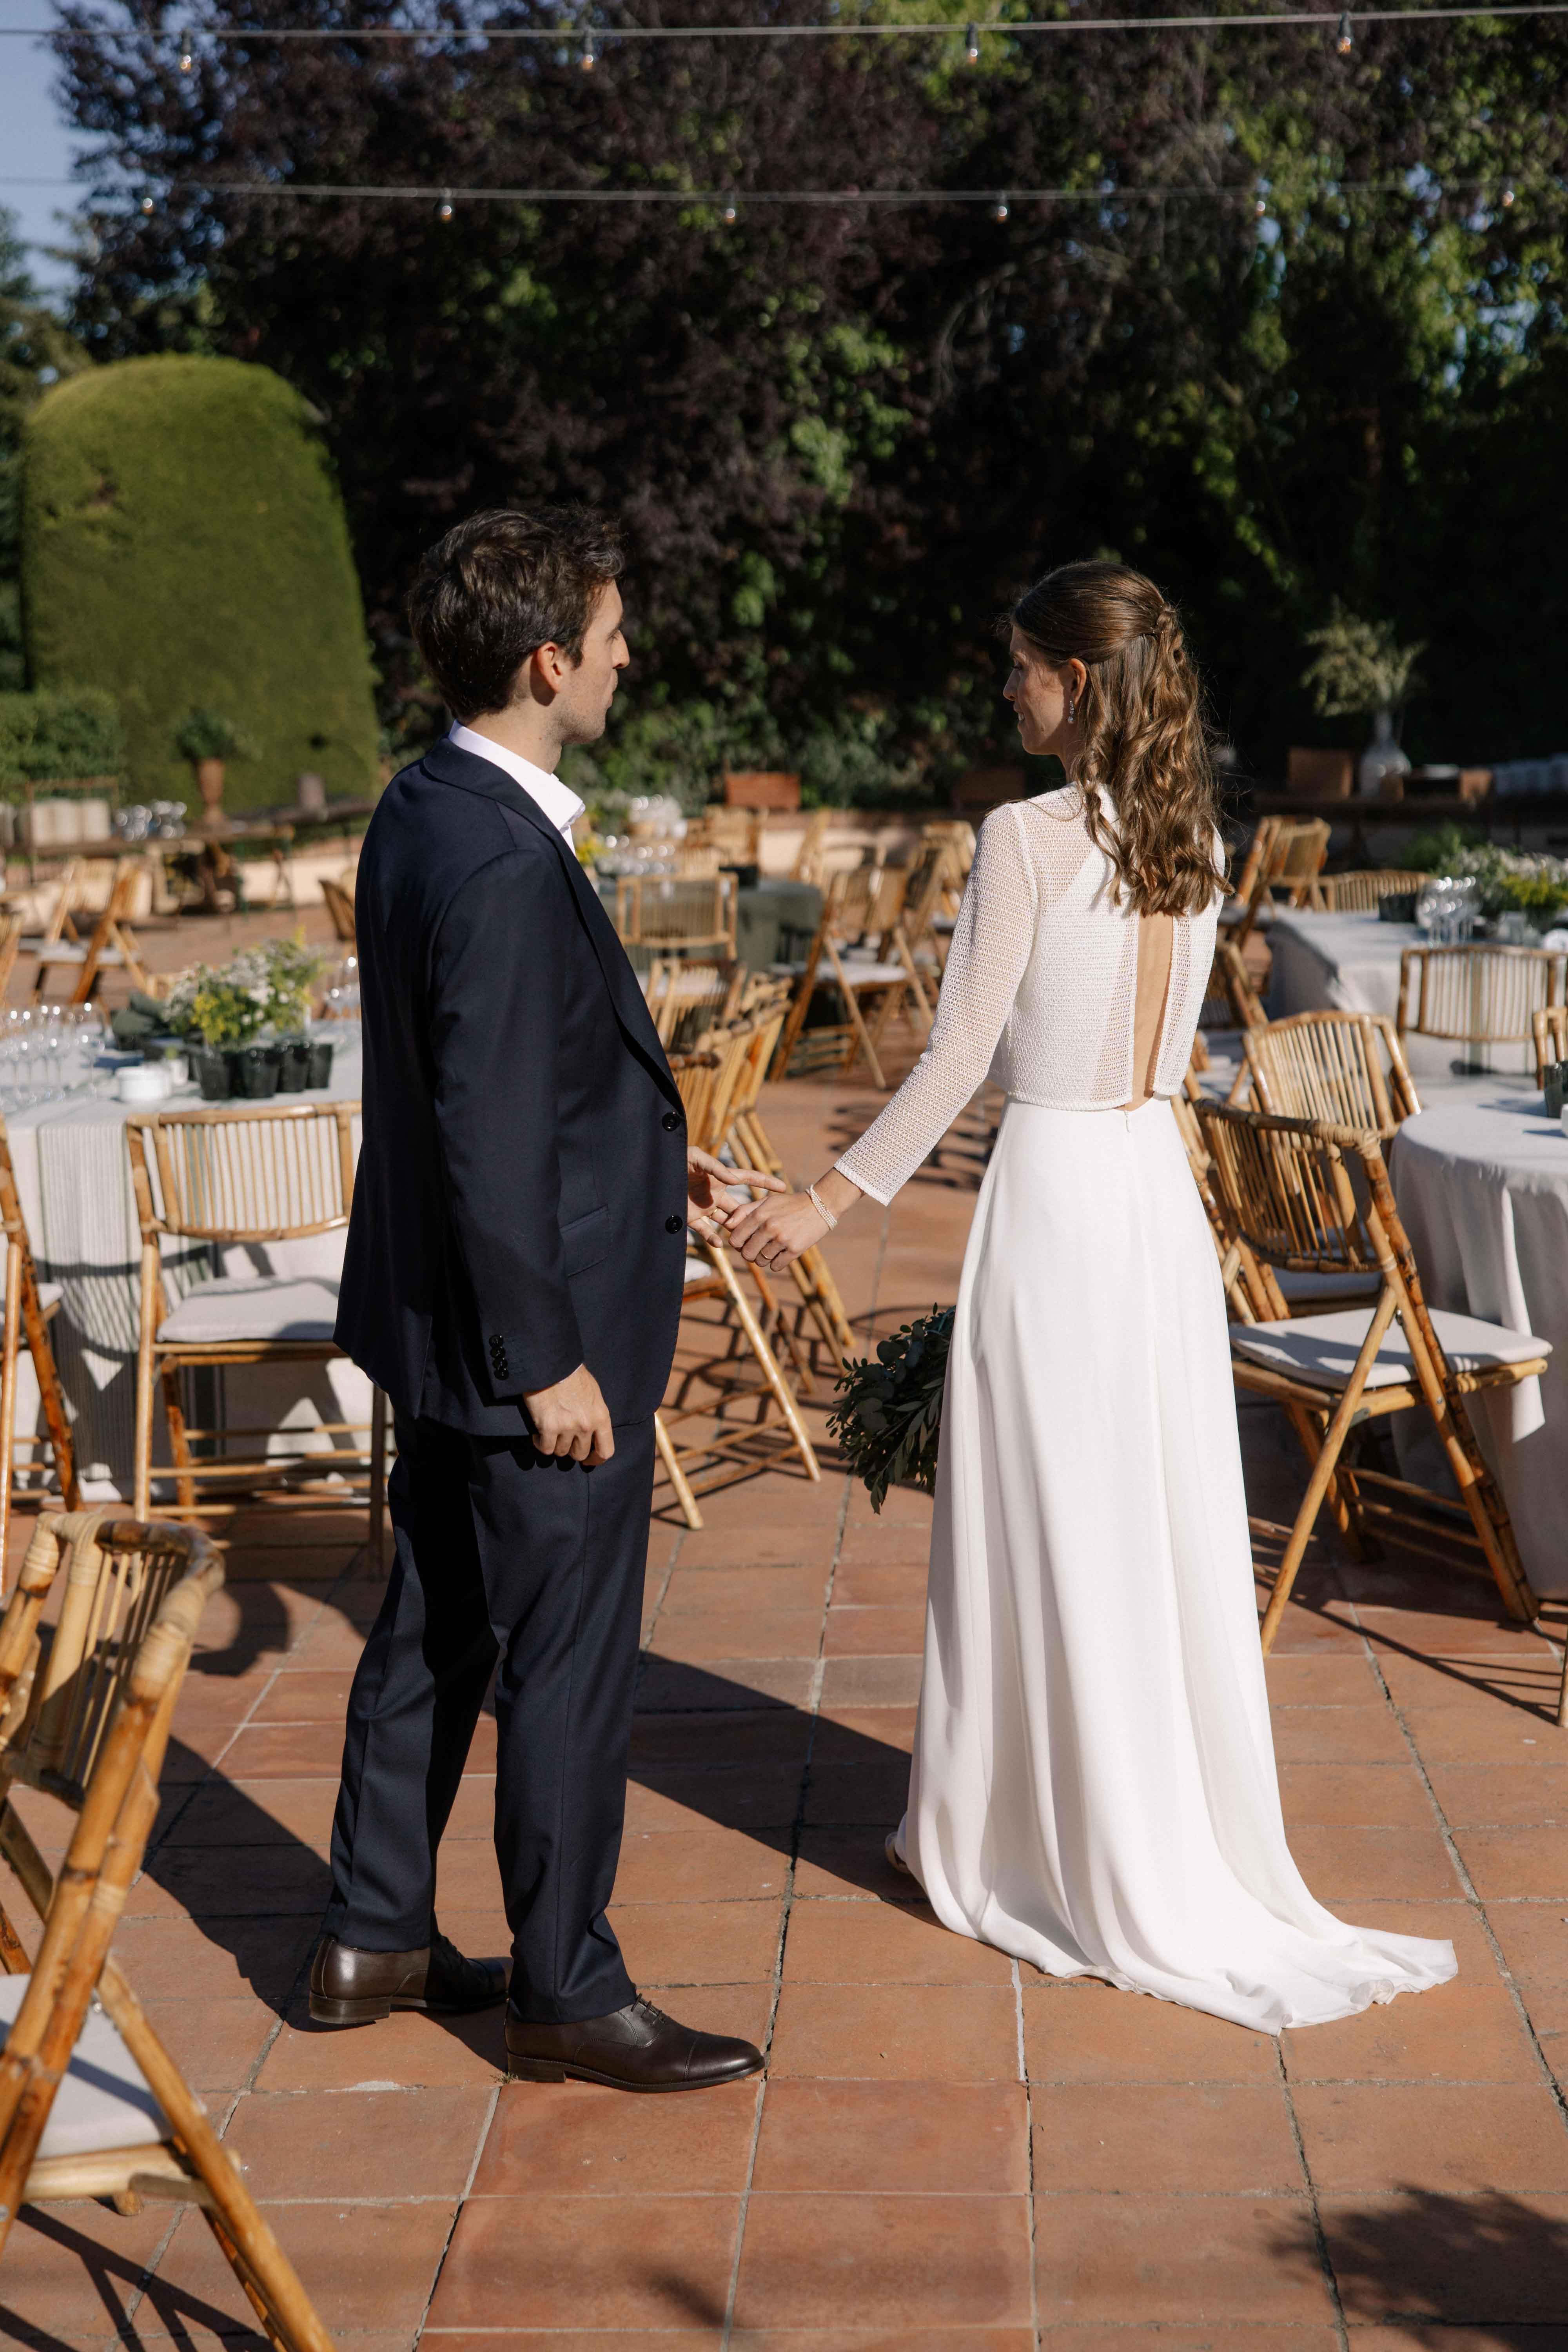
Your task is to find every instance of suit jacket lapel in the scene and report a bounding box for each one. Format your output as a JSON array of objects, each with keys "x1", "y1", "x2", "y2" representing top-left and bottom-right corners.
[{"x1": 421, "y1": 740, "x2": 682, "y2": 1110}]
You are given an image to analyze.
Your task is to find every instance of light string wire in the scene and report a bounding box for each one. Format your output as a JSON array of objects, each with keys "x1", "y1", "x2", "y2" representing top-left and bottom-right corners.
[{"x1": 7, "y1": 2, "x2": 1568, "y2": 34}]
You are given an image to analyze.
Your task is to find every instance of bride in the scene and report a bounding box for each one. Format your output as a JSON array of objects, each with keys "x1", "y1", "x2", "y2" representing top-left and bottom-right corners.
[{"x1": 721, "y1": 560, "x2": 1455, "y2": 2032}]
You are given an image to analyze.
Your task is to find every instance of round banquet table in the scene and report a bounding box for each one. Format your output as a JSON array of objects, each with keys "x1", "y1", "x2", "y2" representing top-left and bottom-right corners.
[
  {"x1": 1265, "y1": 910, "x2": 1538, "y2": 1078},
  {"x1": 1390, "y1": 1090, "x2": 1568, "y2": 1595},
  {"x1": 4, "y1": 1037, "x2": 367, "y2": 1503}
]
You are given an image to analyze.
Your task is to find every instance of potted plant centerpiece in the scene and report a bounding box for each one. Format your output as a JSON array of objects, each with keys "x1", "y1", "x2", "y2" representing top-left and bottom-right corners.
[
  {"x1": 172, "y1": 709, "x2": 254, "y2": 827},
  {"x1": 163, "y1": 937, "x2": 330, "y2": 1098},
  {"x1": 1301, "y1": 603, "x2": 1425, "y2": 798}
]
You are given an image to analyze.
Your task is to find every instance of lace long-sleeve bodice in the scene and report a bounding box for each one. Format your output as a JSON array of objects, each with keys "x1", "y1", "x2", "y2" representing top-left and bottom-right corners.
[{"x1": 835, "y1": 786, "x2": 1221, "y2": 1204}]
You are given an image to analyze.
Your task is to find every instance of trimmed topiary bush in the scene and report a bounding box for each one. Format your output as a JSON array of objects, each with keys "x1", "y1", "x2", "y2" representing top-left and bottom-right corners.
[
  {"x1": 21, "y1": 356, "x2": 377, "y2": 811},
  {"x1": 0, "y1": 686, "x2": 124, "y2": 793}
]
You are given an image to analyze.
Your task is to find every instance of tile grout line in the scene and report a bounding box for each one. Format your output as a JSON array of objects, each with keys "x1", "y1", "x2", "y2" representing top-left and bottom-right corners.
[
  {"x1": 1274, "y1": 2014, "x2": 1350, "y2": 2350},
  {"x1": 718, "y1": 1178, "x2": 882, "y2": 2346},
  {"x1": 1011, "y1": 1956, "x2": 1042, "y2": 2352},
  {"x1": 1350, "y1": 1600, "x2": 1568, "y2": 2129},
  {"x1": 413, "y1": 2080, "x2": 501, "y2": 2348}
]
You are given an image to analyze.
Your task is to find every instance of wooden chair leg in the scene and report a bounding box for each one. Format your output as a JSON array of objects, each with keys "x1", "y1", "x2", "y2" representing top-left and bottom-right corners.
[
  {"x1": 98, "y1": 1962, "x2": 337, "y2": 2352},
  {"x1": 1281, "y1": 1401, "x2": 1376, "y2": 1564},
  {"x1": 367, "y1": 1387, "x2": 387, "y2": 1574},
  {"x1": 133, "y1": 1252, "x2": 158, "y2": 1523},
  {"x1": 1258, "y1": 1294, "x2": 1398, "y2": 1654},
  {"x1": 160, "y1": 1364, "x2": 198, "y2": 1514},
  {"x1": 831, "y1": 963, "x2": 888, "y2": 1090},
  {"x1": 701, "y1": 1244, "x2": 821, "y2": 1482},
  {"x1": 0, "y1": 1243, "x2": 20, "y2": 1590},
  {"x1": 1558, "y1": 1639, "x2": 1568, "y2": 1732},
  {"x1": 653, "y1": 1411, "x2": 704, "y2": 1530},
  {"x1": 23, "y1": 1277, "x2": 77, "y2": 1511}
]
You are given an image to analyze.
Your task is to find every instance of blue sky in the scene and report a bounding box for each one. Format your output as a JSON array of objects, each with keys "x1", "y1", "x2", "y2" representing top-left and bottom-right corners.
[{"x1": 1, "y1": 0, "x2": 84, "y2": 297}]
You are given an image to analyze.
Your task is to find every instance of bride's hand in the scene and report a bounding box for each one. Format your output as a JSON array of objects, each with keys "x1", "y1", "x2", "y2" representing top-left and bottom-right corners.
[
  {"x1": 686, "y1": 1145, "x2": 786, "y2": 1243},
  {"x1": 723, "y1": 1188, "x2": 830, "y2": 1273}
]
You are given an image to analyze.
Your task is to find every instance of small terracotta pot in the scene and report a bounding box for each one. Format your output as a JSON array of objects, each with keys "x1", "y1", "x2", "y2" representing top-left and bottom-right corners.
[{"x1": 196, "y1": 757, "x2": 226, "y2": 814}]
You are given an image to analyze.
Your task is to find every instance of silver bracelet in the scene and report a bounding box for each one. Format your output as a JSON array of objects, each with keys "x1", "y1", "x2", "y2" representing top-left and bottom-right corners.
[{"x1": 806, "y1": 1182, "x2": 838, "y2": 1231}]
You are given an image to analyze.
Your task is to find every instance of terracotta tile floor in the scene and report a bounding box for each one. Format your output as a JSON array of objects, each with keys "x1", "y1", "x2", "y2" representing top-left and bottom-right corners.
[{"x1": 5, "y1": 1058, "x2": 1568, "y2": 2350}]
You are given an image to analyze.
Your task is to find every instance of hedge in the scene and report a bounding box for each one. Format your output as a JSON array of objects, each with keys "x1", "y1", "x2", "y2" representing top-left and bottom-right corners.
[
  {"x1": 21, "y1": 356, "x2": 378, "y2": 812},
  {"x1": 0, "y1": 687, "x2": 124, "y2": 794}
]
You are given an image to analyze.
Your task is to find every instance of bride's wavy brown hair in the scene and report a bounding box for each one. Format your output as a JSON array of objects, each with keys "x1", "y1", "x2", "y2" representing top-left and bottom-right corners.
[{"x1": 1011, "y1": 561, "x2": 1222, "y2": 917}]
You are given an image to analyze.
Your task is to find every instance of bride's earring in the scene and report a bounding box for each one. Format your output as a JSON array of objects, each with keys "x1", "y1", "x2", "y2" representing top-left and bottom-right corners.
[{"x1": 1066, "y1": 694, "x2": 1077, "y2": 723}]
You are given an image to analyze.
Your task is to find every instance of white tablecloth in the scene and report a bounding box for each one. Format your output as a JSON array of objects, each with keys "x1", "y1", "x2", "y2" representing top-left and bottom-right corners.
[
  {"x1": 1266, "y1": 911, "x2": 1535, "y2": 1078},
  {"x1": 1390, "y1": 1091, "x2": 1568, "y2": 1595},
  {"x1": 5, "y1": 1039, "x2": 366, "y2": 1501}
]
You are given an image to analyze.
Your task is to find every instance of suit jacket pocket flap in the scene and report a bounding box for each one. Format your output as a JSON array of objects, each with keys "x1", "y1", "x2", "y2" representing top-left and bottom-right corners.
[{"x1": 559, "y1": 1202, "x2": 611, "y2": 1279}]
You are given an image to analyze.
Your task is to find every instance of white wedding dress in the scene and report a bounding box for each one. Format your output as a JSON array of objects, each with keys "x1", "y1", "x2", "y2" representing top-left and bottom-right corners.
[{"x1": 834, "y1": 786, "x2": 1455, "y2": 2031}]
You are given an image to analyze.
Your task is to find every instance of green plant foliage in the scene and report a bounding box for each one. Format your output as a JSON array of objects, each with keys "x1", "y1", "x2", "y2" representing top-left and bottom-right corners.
[
  {"x1": 172, "y1": 706, "x2": 253, "y2": 764},
  {"x1": 21, "y1": 355, "x2": 377, "y2": 810},
  {"x1": 828, "y1": 1305, "x2": 953, "y2": 1514},
  {"x1": 1301, "y1": 600, "x2": 1425, "y2": 720},
  {"x1": 0, "y1": 686, "x2": 123, "y2": 792},
  {"x1": 164, "y1": 933, "x2": 325, "y2": 1045}
]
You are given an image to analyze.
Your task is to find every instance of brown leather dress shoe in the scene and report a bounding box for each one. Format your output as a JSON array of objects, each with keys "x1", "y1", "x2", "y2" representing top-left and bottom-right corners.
[
  {"x1": 506, "y1": 1995, "x2": 764, "y2": 2091},
  {"x1": 310, "y1": 1930, "x2": 508, "y2": 2027}
]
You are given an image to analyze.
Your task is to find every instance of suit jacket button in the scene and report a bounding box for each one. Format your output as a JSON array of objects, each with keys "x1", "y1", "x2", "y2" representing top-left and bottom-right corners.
[
  {"x1": 662, "y1": 1111, "x2": 680, "y2": 1132},
  {"x1": 665, "y1": 1214, "x2": 684, "y2": 1234}
]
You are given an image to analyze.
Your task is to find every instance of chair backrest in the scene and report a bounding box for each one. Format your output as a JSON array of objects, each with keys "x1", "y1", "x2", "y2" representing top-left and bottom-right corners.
[
  {"x1": 823, "y1": 864, "x2": 885, "y2": 945},
  {"x1": 673, "y1": 844, "x2": 724, "y2": 877},
  {"x1": 1212, "y1": 937, "x2": 1268, "y2": 1032},
  {"x1": 320, "y1": 873, "x2": 358, "y2": 942},
  {"x1": 791, "y1": 809, "x2": 831, "y2": 884},
  {"x1": 1397, "y1": 944, "x2": 1568, "y2": 1045},
  {"x1": 1317, "y1": 869, "x2": 1428, "y2": 915},
  {"x1": 1229, "y1": 817, "x2": 1281, "y2": 910},
  {"x1": 1196, "y1": 1102, "x2": 1385, "y2": 1281},
  {"x1": 616, "y1": 873, "x2": 737, "y2": 952},
  {"x1": 1533, "y1": 1003, "x2": 1568, "y2": 1085},
  {"x1": 736, "y1": 972, "x2": 793, "y2": 1024},
  {"x1": 1271, "y1": 818, "x2": 1332, "y2": 894},
  {"x1": 666, "y1": 1048, "x2": 722, "y2": 1149},
  {"x1": 644, "y1": 958, "x2": 743, "y2": 1048},
  {"x1": 1244, "y1": 1009, "x2": 1421, "y2": 1134},
  {"x1": 125, "y1": 1101, "x2": 359, "y2": 1245},
  {"x1": 0, "y1": 915, "x2": 21, "y2": 1009},
  {"x1": 0, "y1": 1517, "x2": 221, "y2": 2228},
  {"x1": 895, "y1": 840, "x2": 955, "y2": 946},
  {"x1": 0, "y1": 1512, "x2": 221, "y2": 1812}
]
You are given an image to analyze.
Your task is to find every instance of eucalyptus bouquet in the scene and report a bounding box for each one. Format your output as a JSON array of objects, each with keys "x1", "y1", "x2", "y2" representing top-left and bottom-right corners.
[{"x1": 828, "y1": 1306, "x2": 953, "y2": 1513}]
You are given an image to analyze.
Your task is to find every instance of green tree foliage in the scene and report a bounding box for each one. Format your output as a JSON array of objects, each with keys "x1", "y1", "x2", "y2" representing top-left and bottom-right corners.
[
  {"x1": 21, "y1": 354, "x2": 378, "y2": 808},
  {"x1": 53, "y1": 5, "x2": 1568, "y2": 791},
  {"x1": 0, "y1": 686, "x2": 123, "y2": 791},
  {"x1": 0, "y1": 210, "x2": 87, "y2": 691}
]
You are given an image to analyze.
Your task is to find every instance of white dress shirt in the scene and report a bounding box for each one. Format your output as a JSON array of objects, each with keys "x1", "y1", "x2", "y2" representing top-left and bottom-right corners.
[{"x1": 447, "y1": 722, "x2": 585, "y2": 843}]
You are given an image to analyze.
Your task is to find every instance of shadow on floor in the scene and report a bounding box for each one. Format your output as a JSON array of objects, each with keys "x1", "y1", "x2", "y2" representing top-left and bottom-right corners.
[
  {"x1": 0, "y1": 2203, "x2": 259, "y2": 2352},
  {"x1": 1267, "y1": 2189, "x2": 1568, "y2": 2341}
]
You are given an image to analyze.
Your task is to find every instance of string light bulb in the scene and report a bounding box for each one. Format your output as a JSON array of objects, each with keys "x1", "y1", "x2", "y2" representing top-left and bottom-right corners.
[
  {"x1": 140, "y1": 194, "x2": 155, "y2": 213},
  {"x1": 993, "y1": 194, "x2": 1009, "y2": 221},
  {"x1": 579, "y1": 26, "x2": 597, "y2": 70},
  {"x1": 437, "y1": 189, "x2": 454, "y2": 219},
  {"x1": 722, "y1": 201, "x2": 738, "y2": 223},
  {"x1": 965, "y1": 22, "x2": 980, "y2": 62},
  {"x1": 1502, "y1": 184, "x2": 1516, "y2": 205},
  {"x1": 1336, "y1": 11, "x2": 1353, "y2": 50},
  {"x1": 177, "y1": 28, "x2": 194, "y2": 71},
  {"x1": 1254, "y1": 194, "x2": 1267, "y2": 216}
]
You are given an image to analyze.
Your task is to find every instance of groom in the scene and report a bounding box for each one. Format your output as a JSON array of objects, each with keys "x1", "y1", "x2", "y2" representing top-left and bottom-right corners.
[{"x1": 314, "y1": 506, "x2": 773, "y2": 2092}]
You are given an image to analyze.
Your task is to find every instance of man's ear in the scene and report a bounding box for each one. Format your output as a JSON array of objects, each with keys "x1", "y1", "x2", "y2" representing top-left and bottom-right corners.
[{"x1": 528, "y1": 641, "x2": 568, "y2": 699}]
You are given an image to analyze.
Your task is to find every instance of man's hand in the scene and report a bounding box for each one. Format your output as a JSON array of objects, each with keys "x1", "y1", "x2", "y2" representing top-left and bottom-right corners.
[
  {"x1": 523, "y1": 1363, "x2": 615, "y2": 1465},
  {"x1": 686, "y1": 1145, "x2": 786, "y2": 1243}
]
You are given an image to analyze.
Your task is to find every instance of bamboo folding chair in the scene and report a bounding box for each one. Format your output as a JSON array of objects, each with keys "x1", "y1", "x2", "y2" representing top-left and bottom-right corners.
[
  {"x1": 1197, "y1": 1102, "x2": 1547, "y2": 1655},
  {"x1": 0, "y1": 915, "x2": 23, "y2": 1009},
  {"x1": 773, "y1": 864, "x2": 935, "y2": 1088},
  {"x1": 654, "y1": 1033, "x2": 821, "y2": 1516},
  {"x1": 1534, "y1": 1003, "x2": 1568, "y2": 1085},
  {"x1": 26, "y1": 859, "x2": 152, "y2": 1006},
  {"x1": 791, "y1": 810, "x2": 832, "y2": 886},
  {"x1": 1397, "y1": 944, "x2": 1568, "y2": 1068},
  {"x1": 643, "y1": 958, "x2": 745, "y2": 1049},
  {"x1": 1217, "y1": 817, "x2": 1282, "y2": 948},
  {"x1": 1244, "y1": 1009, "x2": 1421, "y2": 1135},
  {"x1": 125, "y1": 1104, "x2": 387, "y2": 1565},
  {"x1": 615, "y1": 872, "x2": 738, "y2": 961},
  {"x1": 0, "y1": 1119, "x2": 79, "y2": 1576},
  {"x1": 1315, "y1": 869, "x2": 1430, "y2": 915},
  {"x1": 1220, "y1": 819, "x2": 1328, "y2": 951},
  {"x1": 672, "y1": 843, "x2": 724, "y2": 877},
  {"x1": 319, "y1": 873, "x2": 357, "y2": 945},
  {"x1": 0, "y1": 1512, "x2": 336, "y2": 2350}
]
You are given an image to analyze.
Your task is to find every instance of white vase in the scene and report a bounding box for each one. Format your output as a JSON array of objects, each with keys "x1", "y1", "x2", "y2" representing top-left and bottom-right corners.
[{"x1": 1358, "y1": 708, "x2": 1410, "y2": 799}]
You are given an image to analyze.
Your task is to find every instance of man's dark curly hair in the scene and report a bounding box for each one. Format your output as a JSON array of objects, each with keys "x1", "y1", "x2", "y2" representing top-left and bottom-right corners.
[{"x1": 407, "y1": 505, "x2": 626, "y2": 721}]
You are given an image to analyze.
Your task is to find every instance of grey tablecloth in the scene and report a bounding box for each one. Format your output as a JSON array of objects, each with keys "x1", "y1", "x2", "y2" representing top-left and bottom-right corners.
[
  {"x1": 6, "y1": 1037, "x2": 365, "y2": 1499},
  {"x1": 1390, "y1": 1091, "x2": 1568, "y2": 1595},
  {"x1": 1266, "y1": 911, "x2": 1536, "y2": 1078},
  {"x1": 594, "y1": 877, "x2": 821, "y2": 973}
]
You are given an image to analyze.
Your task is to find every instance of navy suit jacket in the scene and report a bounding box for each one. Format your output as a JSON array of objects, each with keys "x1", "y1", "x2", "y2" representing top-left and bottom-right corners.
[{"x1": 335, "y1": 736, "x2": 690, "y2": 1432}]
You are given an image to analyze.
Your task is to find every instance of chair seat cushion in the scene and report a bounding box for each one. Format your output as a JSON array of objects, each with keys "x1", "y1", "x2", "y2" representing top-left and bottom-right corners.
[
  {"x1": 1231, "y1": 1304, "x2": 1552, "y2": 1391},
  {"x1": 834, "y1": 960, "x2": 909, "y2": 986},
  {"x1": 1276, "y1": 1268, "x2": 1382, "y2": 1305},
  {"x1": 22, "y1": 941, "x2": 127, "y2": 967},
  {"x1": 0, "y1": 1974, "x2": 167, "y2": 2159},
  {"x1": 158, "y1": 1275, "x2": 340, "y2": 1346}
]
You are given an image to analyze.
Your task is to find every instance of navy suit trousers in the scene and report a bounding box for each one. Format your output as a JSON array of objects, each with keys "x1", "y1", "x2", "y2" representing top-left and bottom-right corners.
[{"x1": 324, "y1": 1410, "x2": 654, "y2": 2022}]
